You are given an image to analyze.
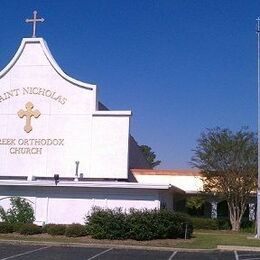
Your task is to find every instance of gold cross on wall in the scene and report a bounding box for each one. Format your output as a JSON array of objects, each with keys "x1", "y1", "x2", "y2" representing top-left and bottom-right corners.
[{"x1": 18, "y1": 102, "x2": 41, "y2": 133}]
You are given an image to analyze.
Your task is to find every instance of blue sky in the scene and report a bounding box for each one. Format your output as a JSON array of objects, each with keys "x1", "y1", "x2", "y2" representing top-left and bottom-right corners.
[{"x1": 0, "y1": 0, "x2": 259, "y2": 169}]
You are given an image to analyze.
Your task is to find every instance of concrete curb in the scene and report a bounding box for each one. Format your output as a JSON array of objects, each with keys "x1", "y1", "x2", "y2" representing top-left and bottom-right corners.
[
  {"x1": 218, "y1": 245, "x2": 260, "y2": 251},
  {"x1": 0, "y1": 239, "x2": 216, "y2": 252},
  {"x1": 2, "y1": 238, "x2": 260, "y2": 252}
]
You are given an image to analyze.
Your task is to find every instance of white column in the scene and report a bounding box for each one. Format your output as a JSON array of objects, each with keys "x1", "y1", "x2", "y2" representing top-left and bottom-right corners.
[
  {"x1": 249, "y1": 203, "x2": 256, "y2": 221},
  {"x1": 211, "y1": 201, "x2": 218, "y2": 219}
]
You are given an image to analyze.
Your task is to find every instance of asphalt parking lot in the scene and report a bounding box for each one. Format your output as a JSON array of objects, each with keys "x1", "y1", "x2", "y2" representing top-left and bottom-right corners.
[{"x1": 0, "y1": 243, "x2": 260, "y2": 259}]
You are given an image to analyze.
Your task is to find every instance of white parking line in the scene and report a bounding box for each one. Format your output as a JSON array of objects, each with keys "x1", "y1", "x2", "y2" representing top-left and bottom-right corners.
[
  {"x1": 234, "y1": 251, "x2": 260, "y2": 260},
  {"x1": 0, "y1": 246, "x2": 50, "y2": 260},
  {"x1": 240, "y1": 257, "x2": 260, "y2": 260},
  {"x1": 87, "y1": 248, "x2": 113, "y2": 260},
  {"x1": 168, "y1": 251, "x2": 177, "y2": 260}
]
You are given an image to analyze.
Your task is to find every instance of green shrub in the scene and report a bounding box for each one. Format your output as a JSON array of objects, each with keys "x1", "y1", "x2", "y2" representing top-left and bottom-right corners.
[
  {"x1": 19, "y1": 223, "x2": 42, "y2": 235},
  {"x1": 217, "y1": 218, "x2": 231, "y2": 230},
  {"x1": 0, "y1": 197, "x2": 35, "y2": 224},
  {"x1": 171, "y1": 212, "x2": 193, "y2": 239},
  {"x1": 0, "y1": 222, "x2": 13, "y2": 233},
  {"x1": 191, "y1": 217, "x2": 218, "y2": 230},
  {"x1": 191, "y1": 217, "x2": 232, "y2": 230},
  {"x1": 41, "y1": 224, "x2": 51, "y2": 233},
  {"x1": 127, "y1": 210, "x2": 193, "y2": 240},
  {"x1": 41, "y1": 223, "x2": 54, "y2": 234},
  {"x1": 240, "y1": 220, "x2": 255, "y2": 233},
  {"x1": 126, "y1": 209, "x2": 156, "y2": 240},
  {"x1": 85, "y1": 207, "x2": 193, "y2": 241},
  {"x1": 12, "y1": 222, "x2": 25, "y2": 232},
  {"x1": 65, "y1": 224, "x2": 87, "y2": 237},
  {"x1": 45, "y1": 224, "x2": 66, "y2": 236},
  {"x1": 85, "y1": 207, "x2": 129, "y2": 239}
]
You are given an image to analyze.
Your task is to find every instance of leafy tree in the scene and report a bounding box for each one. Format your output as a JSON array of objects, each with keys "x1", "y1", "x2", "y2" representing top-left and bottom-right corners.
[
  {"x1": 186, "y1": 196, "x2": 205, "y2": 216},
  {"x1": 139, "y1": 145, "x2": 161, "y2": 168},
  {"x1": 191, "y1": 128, "x2": 257, "y2": 231},
  {"x1": 0, "y1": 197, "x2": 35, "y2": 224}
]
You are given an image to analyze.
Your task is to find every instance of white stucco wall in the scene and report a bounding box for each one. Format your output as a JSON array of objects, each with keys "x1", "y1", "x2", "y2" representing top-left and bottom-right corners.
[
  {"x1": 0, "y1": 186, "x2": 161, "y2": 224},
  {"x1": 91, "y1": 115, "x2": 130, "y2": 179}
]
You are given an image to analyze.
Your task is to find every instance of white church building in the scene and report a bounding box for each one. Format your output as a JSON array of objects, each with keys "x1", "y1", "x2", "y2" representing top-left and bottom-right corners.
[
  {"x1": 0, "y1": 13, "x2": 185, "y2": 225},
  {"x1": 1, "y1": 12, "x2": 255, "y2": 225}
]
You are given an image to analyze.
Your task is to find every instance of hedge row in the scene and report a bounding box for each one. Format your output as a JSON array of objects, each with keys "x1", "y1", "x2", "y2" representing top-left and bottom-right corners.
[
  {"x1": 42, "y1": 223, "x2": 87, "y2": 237},
  {"x1": 0, "y1": 208, "x2": 194, "y2": 241},
  {"x1": 0, "y1": 222, "x2": 87, "y2": 237},
  {"x1": 191, "y1": 217, "x2": 231, "y2": 230},
  {"x1": 85, "y1": 208, "x2": 193, "y2": 241},
  {"x1": 191, "y1": 217, "x2": 256, "y2": 231}
]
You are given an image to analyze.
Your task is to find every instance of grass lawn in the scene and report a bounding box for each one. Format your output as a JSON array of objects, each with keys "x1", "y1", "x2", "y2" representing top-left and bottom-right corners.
[
  {"x1": 0, "y1": 230, "x2": 260, "y2": 250},
  {"x1": 175, "y1": 230, "x2": 260, "y2": 249}
]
